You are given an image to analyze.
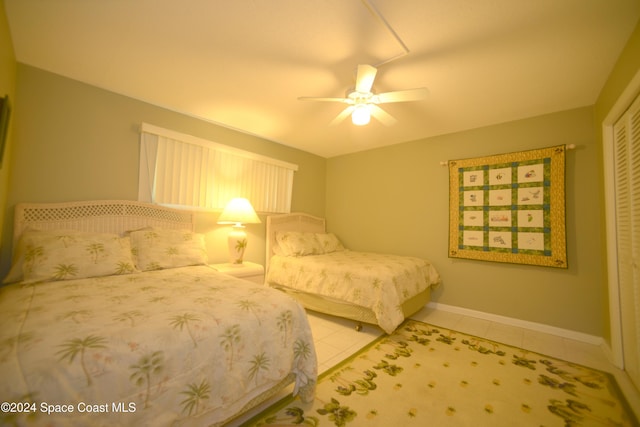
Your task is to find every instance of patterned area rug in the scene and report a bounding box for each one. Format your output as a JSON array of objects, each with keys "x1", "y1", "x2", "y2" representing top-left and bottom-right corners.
[{"x1": 242, "y1": 319, "x2": 638, "y2": 427}]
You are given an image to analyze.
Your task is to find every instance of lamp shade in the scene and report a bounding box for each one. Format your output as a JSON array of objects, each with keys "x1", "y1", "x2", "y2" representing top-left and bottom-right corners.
[{"x1": 217, "y1": 198, "x2": 261, "y2": 225}]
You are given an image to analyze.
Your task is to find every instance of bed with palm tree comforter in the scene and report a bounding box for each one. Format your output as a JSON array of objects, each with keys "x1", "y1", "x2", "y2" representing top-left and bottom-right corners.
[
  {"x1": 0, "y1": 200, "x2": 317, "y2": 427},
  {"x1": 0, "y1": 266, "x2": 316, "y2": 426},
  {"x1": 266, "y1": 213, "x2": 441, "y2": 334}
]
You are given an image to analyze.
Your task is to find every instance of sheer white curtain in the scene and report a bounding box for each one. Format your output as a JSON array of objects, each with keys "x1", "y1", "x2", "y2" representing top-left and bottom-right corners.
[{"x1": 138, "y1": 123, "x2": 297, "y2": 213}]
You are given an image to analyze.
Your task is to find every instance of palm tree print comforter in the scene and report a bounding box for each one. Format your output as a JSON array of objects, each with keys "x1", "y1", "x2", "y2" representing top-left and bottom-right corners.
[
  {"x1": 267, "y1": 251, "x2": 441, "y2": 334},
  {"x1": 0, "y1": 265, "x2": 317, "y2": 426}
]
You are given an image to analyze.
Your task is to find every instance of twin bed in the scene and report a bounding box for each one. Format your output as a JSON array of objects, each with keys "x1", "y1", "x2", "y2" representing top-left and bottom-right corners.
[
  {"x1": 0, "y1": 200, "x2": 316, "y2": 427},
  {"x1": 265, "y1": 212, "x2": 441, "y2": 334}
]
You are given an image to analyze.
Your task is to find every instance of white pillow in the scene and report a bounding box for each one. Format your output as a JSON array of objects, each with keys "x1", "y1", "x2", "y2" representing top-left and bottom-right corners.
[
  {"x1": 20, "y1": 230, "x2": 137, "y2": 283},
  {"x1": 315, "y1": 233, "x2": 345, "y2": 253},
  {"x1": 275, "y1": 231, "x2": 323, "y2": 256},
  {"x1": 130, "y1": 228, "x2": 208, "y2": 271}
]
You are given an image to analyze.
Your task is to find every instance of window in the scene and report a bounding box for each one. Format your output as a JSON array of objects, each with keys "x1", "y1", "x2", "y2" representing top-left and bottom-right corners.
[{"x1": 138, "y1": 123, "x2": 298, "y2": 213}]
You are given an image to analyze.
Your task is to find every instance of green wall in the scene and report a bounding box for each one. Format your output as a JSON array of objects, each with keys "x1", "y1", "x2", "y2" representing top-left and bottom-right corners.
[
  {"x1": 326, "y1": 107, "x2": 602, "y2": 335},
  {"x1": 595, "y1": 22, "x2": 640, "y2": 123},
  {"x1": 0, "y1": 0, "x2": 16, "y2": 263},
  {"x1": 1, "y1": 64, "x2": 326, "y2": 275}
]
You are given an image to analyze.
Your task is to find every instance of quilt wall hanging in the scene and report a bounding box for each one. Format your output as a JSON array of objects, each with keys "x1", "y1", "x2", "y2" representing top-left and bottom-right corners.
[{"x1": 448, "y1": 145, "x2": 567, "y2": 268}]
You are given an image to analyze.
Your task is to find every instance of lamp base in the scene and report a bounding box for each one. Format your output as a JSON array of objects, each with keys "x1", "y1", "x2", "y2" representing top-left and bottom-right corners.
[{"x1": 227, "y1": 225, "x2": 248, "y2": 264}]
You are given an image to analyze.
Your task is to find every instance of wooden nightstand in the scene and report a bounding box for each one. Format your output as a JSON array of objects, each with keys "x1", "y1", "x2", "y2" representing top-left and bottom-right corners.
[{"x1": 210, "y1": 261, "x2": 265, "y2": 284}]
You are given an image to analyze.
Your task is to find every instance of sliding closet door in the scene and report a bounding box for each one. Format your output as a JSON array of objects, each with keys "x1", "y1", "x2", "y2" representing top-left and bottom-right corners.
[{"x1": 613, "y1": 92, "x2": 640, "y2": 391}]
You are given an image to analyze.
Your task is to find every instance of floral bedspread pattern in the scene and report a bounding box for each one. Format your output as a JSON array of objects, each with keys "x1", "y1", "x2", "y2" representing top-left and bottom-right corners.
[
  {"x1": 0, "y1": 266, "x2": 317, "y2": 426},
  {"x1": 266, "y1": 251, "x2": 441, "y2": 334}
]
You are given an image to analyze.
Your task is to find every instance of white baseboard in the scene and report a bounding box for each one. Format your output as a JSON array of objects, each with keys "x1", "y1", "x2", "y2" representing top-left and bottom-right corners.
[
  {"x1": 600, "y1": 341, "x2": 619, "y2": 369},
  {"x1": 426, "y1": 302, "x2": 604, "y2": 346}
]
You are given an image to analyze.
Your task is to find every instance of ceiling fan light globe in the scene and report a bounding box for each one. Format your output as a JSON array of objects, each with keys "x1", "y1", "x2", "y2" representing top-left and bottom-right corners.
[{"x1": 352, "y1": 105, "x2": 371, "y2": 126}]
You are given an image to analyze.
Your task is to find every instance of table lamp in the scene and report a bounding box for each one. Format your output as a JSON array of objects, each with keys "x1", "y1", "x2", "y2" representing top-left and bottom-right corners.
[{"x1": 217, "y1": 198, "x2": 261, "y2": 264}]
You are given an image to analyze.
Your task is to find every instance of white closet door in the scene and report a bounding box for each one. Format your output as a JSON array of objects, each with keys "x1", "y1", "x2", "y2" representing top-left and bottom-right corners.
[{"x1": 614, "y1": 93, "x2": 640, "y2": 391}]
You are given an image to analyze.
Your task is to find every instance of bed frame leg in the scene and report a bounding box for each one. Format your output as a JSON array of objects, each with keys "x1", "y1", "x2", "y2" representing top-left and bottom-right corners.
[{"x1": 355, "y1": 322, "x2": 363, "y2": 332}]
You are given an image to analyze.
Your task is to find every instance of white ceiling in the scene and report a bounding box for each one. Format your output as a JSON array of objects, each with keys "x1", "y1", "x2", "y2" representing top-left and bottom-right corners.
[{"x1": 4, "y1": 1, "x2": 640, "y2": 158}]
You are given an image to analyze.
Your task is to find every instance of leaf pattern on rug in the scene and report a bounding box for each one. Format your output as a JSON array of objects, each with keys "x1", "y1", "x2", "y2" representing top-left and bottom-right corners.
[
  {"x1": 331, "y1": 367, "x2": 378, "y2": 396},
  {"x1": 317, "y1": 398, "x2": 357, "y2": 427},
  {"x1": 244, "y1": 320, "x2": 639, "y2": 427}
]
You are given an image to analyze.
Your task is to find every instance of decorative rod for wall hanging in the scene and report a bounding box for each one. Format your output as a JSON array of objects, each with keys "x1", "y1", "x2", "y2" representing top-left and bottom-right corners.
[{"x1": 439, "y1": 144, "x2": 577, "y2": 166}]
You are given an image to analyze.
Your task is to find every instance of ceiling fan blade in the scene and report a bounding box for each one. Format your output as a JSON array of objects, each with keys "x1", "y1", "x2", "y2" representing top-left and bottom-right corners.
[
  {"x1": 298, "y1": 96, "x2": 352, "y2": 103},
  {"x1": 369, "y1": 104, "x2": 397, "y2": 126},
  {"x1": 374, "y1": 88, "x2": 429, "y2": 104},
  {"x1": 329, "y1": 106, "x2": 355, "y2": 126},
  {"x1": 355, "y1": 64, "x2": 377, "y2": 93}
]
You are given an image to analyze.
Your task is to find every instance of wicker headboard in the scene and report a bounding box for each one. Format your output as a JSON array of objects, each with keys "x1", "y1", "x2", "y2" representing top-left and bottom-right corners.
[
  {"x1": 265, "y1": 212, "x2": 325, "y2": 271},
  {"x1": 13, "y1": 200, "x2": 195, "y2": 247}
]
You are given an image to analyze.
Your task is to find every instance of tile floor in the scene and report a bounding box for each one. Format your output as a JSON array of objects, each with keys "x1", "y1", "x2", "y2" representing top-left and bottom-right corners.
[{"x1": 234, "y1": 306, "x2": 640, "y2": 425}]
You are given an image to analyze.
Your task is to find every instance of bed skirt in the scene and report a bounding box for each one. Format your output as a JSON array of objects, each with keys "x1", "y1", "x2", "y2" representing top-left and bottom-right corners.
[{"x1": 269, "y1": 284, "x2": 431, "y2": 331}]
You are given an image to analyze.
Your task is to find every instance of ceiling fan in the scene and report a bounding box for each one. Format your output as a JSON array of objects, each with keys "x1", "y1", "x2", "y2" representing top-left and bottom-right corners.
[{"x1": 298, "y1": 64, "x2": 428, "y2": 126}]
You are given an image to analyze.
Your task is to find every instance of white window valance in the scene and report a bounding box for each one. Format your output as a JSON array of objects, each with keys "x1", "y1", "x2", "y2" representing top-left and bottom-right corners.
[{"x1": 138, "y1": 123, "x2": 298, "y2": 213}]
